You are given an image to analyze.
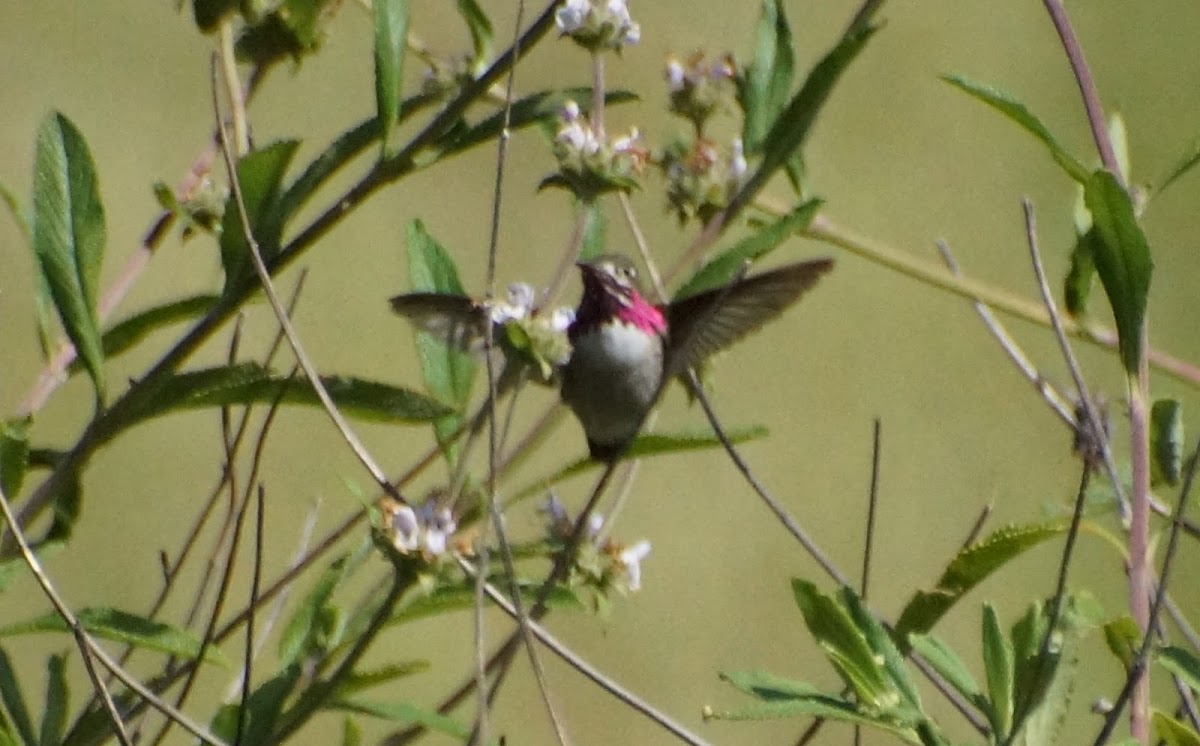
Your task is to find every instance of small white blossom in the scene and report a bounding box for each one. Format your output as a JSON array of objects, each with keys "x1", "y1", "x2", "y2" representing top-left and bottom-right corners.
[
  {"x1": 618, "y1": 540, "x2": 652, "y2": 591},
  {"x1": 729, "y1": 137, "x2": 747, "y2": 182},
  {"x1": 665, "y1": 57, "x2": 686, "y2": 92},
  {"x1": 555, "y1": 0, "x2": 590, "y2": 34},
  {"x1": 549, "y1": 307, "x2": 575, "y2": 333}
]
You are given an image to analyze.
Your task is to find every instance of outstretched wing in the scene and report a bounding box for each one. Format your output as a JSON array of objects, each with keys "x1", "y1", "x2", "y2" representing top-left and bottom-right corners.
[
  {"x1": 388, "y1": 292, "x2": 489, "y2": 351},
  {"x1": 664, "y1": 258, "x2": 834, "y2": 377}
]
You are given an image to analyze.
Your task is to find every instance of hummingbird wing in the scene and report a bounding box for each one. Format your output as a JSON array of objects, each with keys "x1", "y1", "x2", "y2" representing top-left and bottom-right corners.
[
  {"x1": 663, "y1": 258, "x2": 834, "y2": 377},
  {"x1": 388, "y1": 292, "x2": 490, "y2": 351}
]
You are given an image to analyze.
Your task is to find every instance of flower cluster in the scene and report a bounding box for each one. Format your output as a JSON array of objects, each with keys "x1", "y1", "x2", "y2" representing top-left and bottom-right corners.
[
  {"x1": 661, "y1": 135, "x2": 748, "y2": 224},
  {"x1": 546, "y1": 100, "x2": 649, "y2": 200},
  {"x1": 555, "y1": 0, "x2": 640, "y2": 52},
  {"x1": 488, "y1": 282, "x2": 574, "y2": 382},
  {"x1": 542, "y1": 495, "x2": 652, "y2": 600},
  {"x1": 377, "y1": 495, "x2": 462, "y2": 562},
  {"x1": 665, "y1": 52, "x2": 738, "y2": 132}
]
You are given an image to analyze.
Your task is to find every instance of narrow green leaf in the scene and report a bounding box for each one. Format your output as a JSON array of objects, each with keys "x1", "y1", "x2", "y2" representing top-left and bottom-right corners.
[
  {"x1": 456, "y1": 0, "x2": 493, "y2": 67},
  {"x1": 90, "y1": 295, "x2": 218, "y2": 365},
  {"x1": 279, "y1": 553, "x2": 359, "y2": 667},
  {"x1": 1084, "y1": 170, "x2": 1154, "y2": 373},
  {"x1": 908, "y1": 633, "x2": 982, "y2": 705},
  {"x1": 741, "y1": 0, "x2": 795, "y2": 153},
  {"x1": 0, "y1": 180, "x2": 30, "y2": 242},
  {"x1": 213, "y1": 667, "x2": 299, "y2": 746},
  {"x1": 220, "y1": 140, "x2": 301, "y2": 295},
  {"x1": 31, "y1": 112, "x2": 107, "y2": 405},
  {"x1": 791, "y1": 580, "x2": 894, "y2": 710},
  {"x1": 338, "y1": 662, "x2": 430, "y2": 697},
  {"x1": 506, "y1": 426, "x2": 769, "y2": 504},
  {"x1": 0, "y1": 419, "x2": 31, "y2": 500},
  {"x1": 731, "y1": 24, "x2": 876, "y2": 217},
  {"x1": 46, "y1": 467, "x2": 80, "y2": 543},
  {"x1": 981, "y1": 604, "x2": 1014, "y2": 739},
  {"x1": 894, "y1": 520, "x2": 1069, "y2": 642},
  {"x1": 841, "y1": 587, "x2": 922, "y2": 711},
  {"x1": 674, "y1": 198, "x2": 822, "y2": 300},
  {"x1": 0, "y1": 544, "x2": 64, "y2": 596},
  {"x1": 941, "y1": 75, "x2": 1090, "y2": 183},
  {"x1": 406, "y1": 221, "x2": 476, "y2": 464},
  {"x1": 0, "y1": 608, "x2": 226, "y2": 664},
  {"x1": 234, "y1": 0, "x2": 336, "y2": 65},
  {"x1": 1150, "y1": 398, "x2": 1184, "y2": 487},
  {"x1": 1155, "y1": 710, "x2": 1200, "y2": 746},
  {"x1": 706, "y1": 694, "x2": 926, "y2": 744},
  {"x1": 121, "y1": 363, "x2": 451, "y2": 435},
  {"x1": 1103, "y1": 615, "x2": 1140, "y2": 672},
  {"x1": 579, "y1": 200, "x2": 607, "y2": 262},
  {"x1": 0, "y1": 648, "x2": 36, "y2": 746},
  {"x1": 191, "y1": 0, "x2": 239, "y2": 32},
  {"x1": 330, "y1": 697, "x2": 470, "y2": 739},
  {"x1": 1064, "y1": 228, "x2": 1099, "y2": 316},
  {"x1": 1158, "y1": 645, "x2": 1200, "y2": 693},
  {"x1": 341, "y1": 716, "x2": 362, "y2": 746},
  {"x1": 719, "y1": 670, "x2": 818, "y2": 701},
  {"x1": 37, "y1": 656, "x2": 66, "y2": 746},
  {"x1": 374, "y1": 0, "x2": 409, "y2": 155}
]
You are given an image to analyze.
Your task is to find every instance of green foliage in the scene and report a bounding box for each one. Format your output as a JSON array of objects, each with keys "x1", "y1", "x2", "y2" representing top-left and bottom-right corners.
[
  {"x1": 373, "y1": 0, "x2": 409, "y2": 155},
  {"x1": 0, "y1": 419, "x2": 31, "y2": 499},
  {"x1": 31, "y1": 113, "x2": 107, "y2": 407},
  {"x1": 1150, "y1": 398, "x2": 1185, "y2": 487},
  {"x1": 1083, "y1": 170, "x2": 1154, "y2": 374},
  {"x1": 740, "y1": 0, "x2": 796, "y2": 154},
  {"x1": 0, "y1": 608, "x2": 226, "y2": 664},
  {"x1": 219, "y1": 140, "x2": 300, "y2": 295}
]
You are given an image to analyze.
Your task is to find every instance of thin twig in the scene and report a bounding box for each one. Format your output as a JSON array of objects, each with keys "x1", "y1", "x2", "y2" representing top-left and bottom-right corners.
[
  {"x1": 1095, "y1": 435, "x2": 1200, "y2": 744},
  {"x1": 860, "y1": 419, "x2": 882, "y2": 601},
  {"x1": 0, "y1": 484, "x2": 230, "y2": 746},
  {"x1": 958, "y1": 504, "x2": 994, "y2": 551},
  {"x1": 211, "y1": 54, "x2": 402, "y2": 502},
  {"x1": 936, "y1": 240, "x2": 1075, "y2": 426},
  {"x1": 1041, "y1": 0, "x2": 1121, "y2": 181},
  {"x1": 457, "y1": 556, "x2": 712, "y2": 746},
  {"x1": 234, "y1": 485, "x2": 266, "y2": 746}
]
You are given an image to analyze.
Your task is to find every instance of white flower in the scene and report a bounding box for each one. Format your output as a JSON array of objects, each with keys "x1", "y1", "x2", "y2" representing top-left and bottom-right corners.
[
  {"x1": 729, "y1": 137, "x2": 747, "y2": 182},
  {"x1": 618, "y1": 540, "x2": 652, "y2": 591},
  {"x1": 549, "y1": 307, "x2": 575, "y2": 333},
  {"x1": 555, "y1": 0, "x2": 590, "y2": 34},
  {"x1": 389, "y1": 503, "x2": 420, "y2": 552},
  {"x1": 665, "y1": 57, "x2": 686, "y2": 92}
]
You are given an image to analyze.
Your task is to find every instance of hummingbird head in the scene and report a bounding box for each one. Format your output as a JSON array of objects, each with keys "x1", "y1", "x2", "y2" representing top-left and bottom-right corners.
[{"x1": 571, "y1": 255, "x2": 666, "y2": 340}]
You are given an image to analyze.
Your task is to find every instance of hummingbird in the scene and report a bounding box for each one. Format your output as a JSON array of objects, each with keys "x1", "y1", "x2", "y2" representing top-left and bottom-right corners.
[
  {"x1": 389, "y1": 254, "x2": 834, "y2": 462},
  {"x1": 561, "y1": 255, "x2": 833, "y2": 461}
]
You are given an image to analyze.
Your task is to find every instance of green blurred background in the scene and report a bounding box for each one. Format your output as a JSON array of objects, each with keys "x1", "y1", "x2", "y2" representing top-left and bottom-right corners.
[{"x1": 2, "y1": 1, "x2": 1200, "y2": 743}]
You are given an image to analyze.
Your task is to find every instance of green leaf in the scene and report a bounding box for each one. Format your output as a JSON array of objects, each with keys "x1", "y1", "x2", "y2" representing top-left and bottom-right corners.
[
  {"x1": 338, "y1": 662, "x2": 430, "y2": 697},
  {"x1": 1150, "y1": 399, "x2": 1184, "y2": 487},
  {"x1": 731, "y1": 24, "x2": 876, "y2": 217},
  {"x1": 87, "y1": 295, "x2": 218, "y2": 367},
  {"x1": 1064, "y1": 228, "x2": 1099, "y2": 316},
  {"x1": 908, "y1": 633, "x2": 982, "y2": 705},
  {"x1": 741, "y1": 0, "x2": 795, "y2": 154},
  {"x1": 941, "y1": 75, "x2": 1090, "y2": 184},
  {"x1": 1103, "y1": 615, "x2": 1140, "y2": 673},
  {"x1": 791, "y1": 580, "x2": 895, "y2": 711},
  {"x1": 579, "y1": 199, "x2": 607, "y2": 262},
  {"x1": 0, "y1": 419, "x2": 31, "y2": 499},
  {"x1": 279, "y1": 551, "x2": 365, "y2": 667},
  {"x1": 674, "y1": 198, "x2": 822, "y2": 300},
  {"x1": 220, "y1": 140, "x2": 301, "y2": 295},
  {"x1": 0, "y1": 608, "x2": 226, "y2": 665},
  {"x1": 406, "y1": 220, "x2": 476, "y2": 463},
  {"x1": 719, "y1": 670, "x2": 818, "y2": 701},
  {"x1": 456, "y1": 0, "x2": 493, "y2": 68},
  {"x1": 894, "y1": 520, "x2": 1069, "y2": 643},
  {"x1": 212, "y1": 667, "x2": 299, "y2": 746},
  {"x1": 31, "y1": 112, "x2": 107, "y2": 406},
  {"x1": 1155, "y1": 710, "x2": 1200, "y2": 746},
  {"x1": 0, "y1": 179, "x2": 31, "y2": 241},
  {"x1": 0, "y1": 544, "x2": 64, "y2": 596},
  {"x1": 191, "y1": 0, "x2": 239, "y2": 32},
  {"x1": 840, "y1": 587, "x2": 922, "y2": 711},
  {"x1": 373, "y1": 0, "x2": 409, "y2": 155},
  {"x1": 0, "y1": 647, "x2": 35, "y2": 746},
  {"x1": 46, "y1": 467, "x2": 80, "y2": 543},
  {"x1": 506, "y1": 426, "x2": 769, "y2": 504},
  {"x1": 706, "y1": 694, "x2": 926, "y2": 744},
  {"x1": 330, "y1": 697, "x2": 470, "y2": 740},
  {"x1": 341, "y1": 715, "x2": 362, "y2": 746},
  {"x1": 37, "y1": 655, "x2": 66, "y2": 746},
  {"x1": 1158, "y1": 645, "x2": 1200, "y2": 693},
  {"x1": 388, "y1": 581, "x2": 581, "y2": 628},
  {"x1": 981, "y1": 604, "x2": 1014, "y2": 739},
  {"x1": 121, "y1": 363, "x2": 451, "y2": 434},
  {"x1": 1083, "y1": 169, "x2": 1154, "y2": 374},
  {"x1": 234, "y1": 0, "x2": 335, "y2": 65}
]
